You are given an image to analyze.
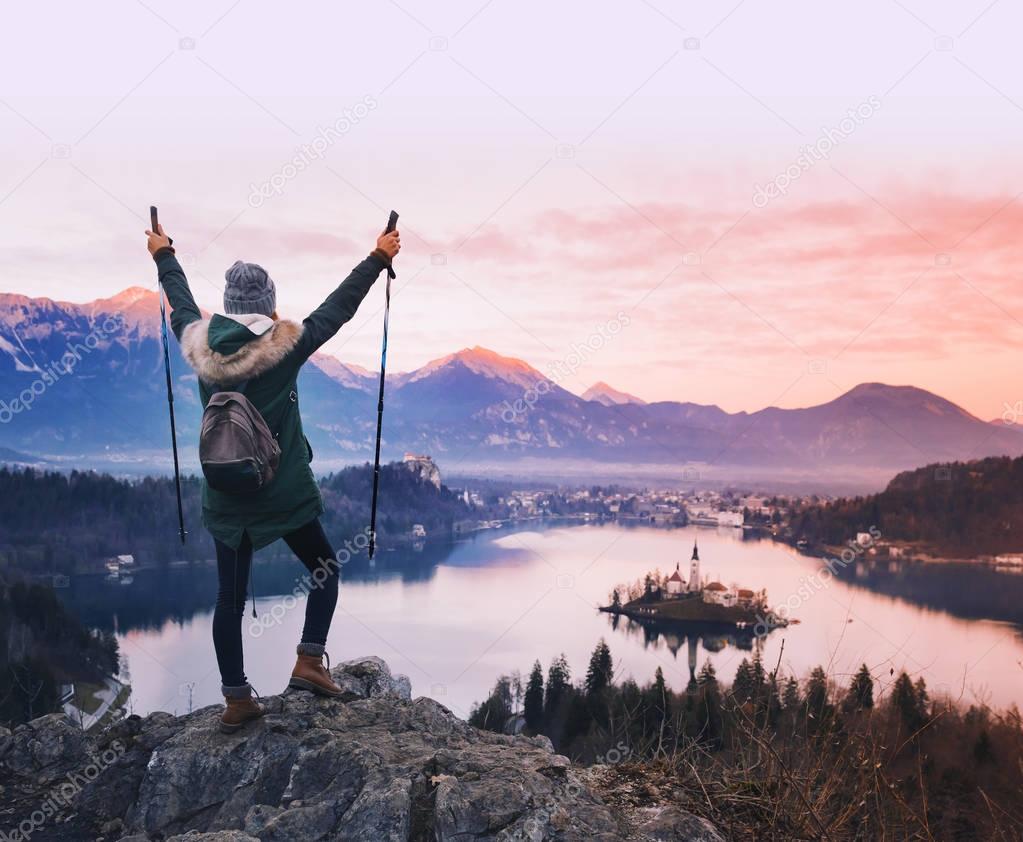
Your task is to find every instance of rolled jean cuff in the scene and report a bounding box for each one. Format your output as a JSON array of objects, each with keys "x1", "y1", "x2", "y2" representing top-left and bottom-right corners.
[
  {"x1": 222, "y1": 683, "x2": 252, "y2": 699},
  {"x1": 297, "y1": 642, "x2": 325, "y2": 657}
]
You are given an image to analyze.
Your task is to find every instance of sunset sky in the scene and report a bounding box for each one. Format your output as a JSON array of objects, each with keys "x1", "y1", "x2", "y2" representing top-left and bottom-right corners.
[{"x1": 1, "y1": 0, "x2": 1020, "y2": 419}]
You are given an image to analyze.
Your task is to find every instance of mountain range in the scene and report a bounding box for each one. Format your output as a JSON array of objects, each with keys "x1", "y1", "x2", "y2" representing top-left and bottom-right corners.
[{"x1": 1, "y1": 287, "x2": 1020, "y2": 483}]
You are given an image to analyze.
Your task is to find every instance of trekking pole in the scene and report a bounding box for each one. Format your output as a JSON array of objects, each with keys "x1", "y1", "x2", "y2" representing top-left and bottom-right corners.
[
  {"x1": 152, "y1": 206, "x2": 187, "y2": 545},
  {"x1": 368, "y1": 210, "x2": 398, "y2": 560}
]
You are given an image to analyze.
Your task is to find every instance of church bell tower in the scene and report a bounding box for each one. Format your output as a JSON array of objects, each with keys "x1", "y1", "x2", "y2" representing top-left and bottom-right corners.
[{"x1": 688, "y1": 539, "x2": 701, "y2": 592}]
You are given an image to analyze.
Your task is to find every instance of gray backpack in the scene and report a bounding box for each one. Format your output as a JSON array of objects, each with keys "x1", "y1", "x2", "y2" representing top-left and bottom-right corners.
[{"x1": 199, "y1": 381, "x2": 281, "y2": 494}]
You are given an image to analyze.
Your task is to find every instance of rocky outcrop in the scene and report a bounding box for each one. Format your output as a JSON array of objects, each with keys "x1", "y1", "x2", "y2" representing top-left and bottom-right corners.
[
  {"x1": 401, "y1": 454, "x2": 441, "y2": 490},
  {"x1": 0, "y1": 656, "x2": 722, "y2": 842}
]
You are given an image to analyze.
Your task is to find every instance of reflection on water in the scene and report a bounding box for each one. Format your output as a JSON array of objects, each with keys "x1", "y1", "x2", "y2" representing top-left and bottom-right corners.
[
  {"x1": 63, "y1": 533, "x2": 528, "y2": 635},
  {"x1": 58, "y1": 522, "x2": 1023, "y2": 719},
  {"x1": 834, "y1": 556, "x2": 1023, "y2": 628},
  {"x1": 607, "y1": 612, "x2": 762, "y2": 690}
]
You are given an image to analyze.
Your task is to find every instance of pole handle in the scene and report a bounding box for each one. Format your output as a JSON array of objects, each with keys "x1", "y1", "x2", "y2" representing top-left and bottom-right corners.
[{"x1": 384, "y1": 210, "x2": 398, "y2": 279}]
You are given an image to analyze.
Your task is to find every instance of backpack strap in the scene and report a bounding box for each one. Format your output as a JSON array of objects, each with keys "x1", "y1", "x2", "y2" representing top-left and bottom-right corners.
[{"x1": 201, "y1": 378, "x2": 288, "y2": 439}]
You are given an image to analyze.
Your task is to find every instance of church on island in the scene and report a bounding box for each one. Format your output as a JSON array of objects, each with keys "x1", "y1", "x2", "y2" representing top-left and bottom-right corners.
[
  {"x1": 602, "y1": 538, "x2": 783, "y2": 630},
  {"x1": 663, "y1": 540, "x2": 760, "y2": 609}
]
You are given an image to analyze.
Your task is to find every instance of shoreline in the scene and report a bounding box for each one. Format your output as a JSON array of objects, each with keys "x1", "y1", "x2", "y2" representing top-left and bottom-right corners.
[{"x1": 599, "y1": 599, "x2": 788, "y2": 632}]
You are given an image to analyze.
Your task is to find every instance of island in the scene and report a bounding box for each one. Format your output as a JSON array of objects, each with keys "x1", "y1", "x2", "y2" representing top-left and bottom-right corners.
[{"x1": 600, "y1": 540, "x2": 788, "y2": 633}]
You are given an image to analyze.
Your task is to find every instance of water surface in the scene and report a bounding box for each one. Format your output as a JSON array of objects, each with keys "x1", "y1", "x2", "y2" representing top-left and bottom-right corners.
[{"x1": 62, "y1": 523, "x2": 1023, "y2": 719}]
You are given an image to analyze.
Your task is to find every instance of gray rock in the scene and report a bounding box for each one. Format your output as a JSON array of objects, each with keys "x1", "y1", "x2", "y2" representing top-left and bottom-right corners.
[
  {"x1": 0, "y1": 656, "x2": 719, "y2": 842},
  {"x1": 165, "y1": 832, "x2": 261, "y2": 842},
  {"x1": 631, "y1": 806, "x2": 726, "y2": 842},
  {"x1": 336, "y1": 776, "x2": 411, "y2": 840},
  {"x1": 331, "y1": 655, "x2": 413, "y2": 701},
  {"x1": 4, "y1": 713, "x2": 91, "y2": 782}
]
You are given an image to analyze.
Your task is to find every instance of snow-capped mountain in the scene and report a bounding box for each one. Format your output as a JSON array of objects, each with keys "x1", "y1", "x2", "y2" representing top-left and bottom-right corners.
[
  {"x1": 309, "y1": 353, "x2": 376, "y2": 393},
  {"x1": 2, "y1": 288, "x2": 1021, "y2": 478},
  {"x1": 582, "y1": 381, "x2": 647, "y2": 406},
  {"x1": 396, "y1": 346, "x2": 546, "y2": 391}
]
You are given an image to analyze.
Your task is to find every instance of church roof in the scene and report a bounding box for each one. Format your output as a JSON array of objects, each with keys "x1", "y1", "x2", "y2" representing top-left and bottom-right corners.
[
  {"x1": 668, "y1": 569, "x2": 684, "y2": 583},
  {"x1": 691, "y1": 540, "x2": 700, "y2": 561}
]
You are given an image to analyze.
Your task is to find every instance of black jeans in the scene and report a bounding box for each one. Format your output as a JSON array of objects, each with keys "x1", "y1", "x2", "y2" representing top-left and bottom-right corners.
[{"x1": 213, "y1": 518, "x2": 339, "y2": 690}]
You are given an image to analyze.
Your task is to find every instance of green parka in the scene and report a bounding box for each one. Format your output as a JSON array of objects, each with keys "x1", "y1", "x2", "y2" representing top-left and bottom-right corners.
[{"x1": 154, "y1": 247, "x2": 386, "y2": 550}]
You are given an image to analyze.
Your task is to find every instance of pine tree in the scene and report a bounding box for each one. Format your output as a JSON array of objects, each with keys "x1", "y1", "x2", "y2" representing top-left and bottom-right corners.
[
  {"x1": 892, "y1": 672, "x2": 922, "y2": 731},
  {"x1": 468, "y1": 676, "x2": 513, "y2": 732},
  {"x1": 651, "y1": 665, "x2": 667, "y2": 697},
  {"x1": 973, "y1": 728, "x2": 994, "y2": 765},
  {"x1": 914, "y1": 677, "x2": 930, "y2": 718},
  {"x1": 782, "y1": 676, "x2": 801, "y2": 711},
  {"x1": 845, "y1": 664, "x2": 874, "y2": 711},
  {"x1": 750, "y1": 651, "x2": 767, "y2": 701},
  {"x1": 763, "y1": 669, "x2": 782, "y2": 724},
  {"x1": 562, "y1": 690, "x2": 592, "y2": 748},
  {"x1": 696, "y1": 666, "x2": 723, "y2": 744},
  {"x1": 805, "y1": 666, "x2": 829, "y2": 719},
  {"x1": 584, "y1": 639, "x2": 614, "y2": 696},
  {"x1": 524, "y1": 661, "x2": 544, "y2": 731},
  {"x1": 544, "y1": 653, "x2": 571, "y2": 722},
  {"x1": 731, "y1": 658, "x2": 755, "y2": 703},
  {"x1": 644, "y1": 666, "x2": 670, "y2": 735}
]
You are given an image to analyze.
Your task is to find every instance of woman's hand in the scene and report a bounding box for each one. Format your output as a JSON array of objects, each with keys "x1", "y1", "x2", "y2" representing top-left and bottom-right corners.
[
  {"x1": 376, "y1": 229, "x2": 400, "y2": 260},
  {"x1": 145, "y1": 224, "x2": 172, "y2": 256}
]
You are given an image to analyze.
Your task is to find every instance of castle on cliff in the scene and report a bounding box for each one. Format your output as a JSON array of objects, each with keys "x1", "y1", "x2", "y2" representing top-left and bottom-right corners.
[{"x1": 402, "y1": 453, "x2": 441, "y2": 489}]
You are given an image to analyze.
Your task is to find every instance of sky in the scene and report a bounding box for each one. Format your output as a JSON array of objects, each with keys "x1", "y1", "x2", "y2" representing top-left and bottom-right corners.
[{"x1": 0, "y1": 0, "x2": 1021, "y2": 420}]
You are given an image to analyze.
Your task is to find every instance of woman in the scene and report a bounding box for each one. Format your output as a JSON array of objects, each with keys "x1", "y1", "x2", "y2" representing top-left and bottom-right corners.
[{"x1": 145, "y1": 220, "x2": 400, "y2": 733}]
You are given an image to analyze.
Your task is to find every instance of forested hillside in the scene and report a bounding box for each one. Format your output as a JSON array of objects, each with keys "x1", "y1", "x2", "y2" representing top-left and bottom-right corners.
[
  {"x1": 788, "y1": 455, "x2": 1023, "y2": 555},
  {"x1": 0, "y1": 578, "x2": 119, "y2": 725},
  {"x1": 0, "y1": 463, "x2": 480, "y2": 575}
]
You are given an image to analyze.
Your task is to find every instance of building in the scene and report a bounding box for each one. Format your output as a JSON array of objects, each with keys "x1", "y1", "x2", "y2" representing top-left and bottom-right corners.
[
  {"x1": 666, "y1": 563, "x2": 686, "y2": 596},
  {"x1": 735, "y1": 588, "x2": 755, "y2": 607},
  {"x1": 411, "y1": 524, "x2": 426, "y2": 539},
  {"x1": 702, "y1": 581, "x2": 730, "y2": 605}
]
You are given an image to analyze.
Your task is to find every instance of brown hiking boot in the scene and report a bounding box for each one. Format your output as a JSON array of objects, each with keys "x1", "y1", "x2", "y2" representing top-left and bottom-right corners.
[
  {"x1": 289, "y1": 645, "x2": 343, "y2": 697},
  {"x1": 220, "y1": 685, "x2": 265, "y2": 734}
]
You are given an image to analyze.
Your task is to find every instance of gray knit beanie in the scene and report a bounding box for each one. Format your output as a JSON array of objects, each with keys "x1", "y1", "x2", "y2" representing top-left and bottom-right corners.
[{"x1": 223, "y1": 260, "x2": 276, "y2": 317}]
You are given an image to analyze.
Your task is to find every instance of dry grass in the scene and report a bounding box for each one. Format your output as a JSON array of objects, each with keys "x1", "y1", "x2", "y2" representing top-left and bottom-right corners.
[{"x1": 581, "y1": 697, "x2": 1023, "y2": 841}]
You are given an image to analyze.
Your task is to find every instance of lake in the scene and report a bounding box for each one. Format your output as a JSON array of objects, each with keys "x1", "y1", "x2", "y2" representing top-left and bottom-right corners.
[{"x1": 60, "y1": 522, "x2": 1023, "y2": 720}]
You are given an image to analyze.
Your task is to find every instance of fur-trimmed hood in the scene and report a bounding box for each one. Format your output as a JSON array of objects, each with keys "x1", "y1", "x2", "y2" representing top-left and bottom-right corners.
[{"x1": 180, "y1": 313, "x2": 303, "y2": 385}]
